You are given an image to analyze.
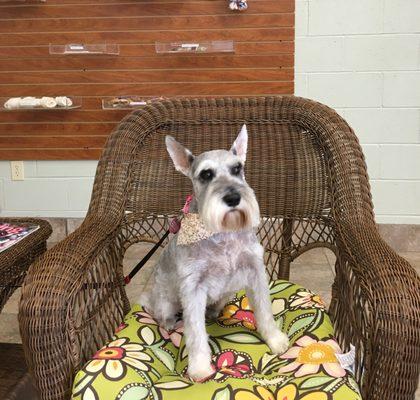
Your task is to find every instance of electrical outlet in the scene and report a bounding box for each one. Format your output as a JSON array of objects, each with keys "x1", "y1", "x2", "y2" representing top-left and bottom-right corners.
[{"x1": 11, "y1": 161, "x2": 24, "y2": 180}]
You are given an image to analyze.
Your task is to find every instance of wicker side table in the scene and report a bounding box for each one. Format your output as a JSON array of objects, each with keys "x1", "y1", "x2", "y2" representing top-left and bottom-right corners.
[
  {"x1": 0, "y1": 218, "x2": 51, "y2": 400},
  {"x1": 0, "y1": 218, "x2": 52, "y2": 311}
]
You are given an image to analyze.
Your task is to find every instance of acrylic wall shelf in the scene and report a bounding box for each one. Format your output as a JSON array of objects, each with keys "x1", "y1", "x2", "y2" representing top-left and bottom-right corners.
[
  {"x1": 102, "y1": 96, "x2": 167, "y2": 110},
  {"x1": 155, "y1": 40, "x2": 234, "y2": 54},
  {"x1": 49, "y1": 43, "x2": 119, "y2": 55},
  {"x1": 1, "y1": 96, "x2": 82, "y2": 111}
]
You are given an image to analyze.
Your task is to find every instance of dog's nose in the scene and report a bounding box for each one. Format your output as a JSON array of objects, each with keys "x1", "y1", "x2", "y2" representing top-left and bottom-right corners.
[{"x1": 223, "y1": 191, "x2": 241, "y2": 207}]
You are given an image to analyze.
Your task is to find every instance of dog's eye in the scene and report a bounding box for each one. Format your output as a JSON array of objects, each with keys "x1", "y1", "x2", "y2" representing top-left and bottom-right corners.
[
  {"x1": 199, "y1": 169, "x2": 214, "y2": 182},
  {"x1": 230, "y1": 163, "x2": 242, "y2": 176}
]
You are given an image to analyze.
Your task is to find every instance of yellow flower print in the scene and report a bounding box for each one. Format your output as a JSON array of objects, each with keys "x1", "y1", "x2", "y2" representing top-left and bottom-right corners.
[
  {"x1": 218, "y1": 295, "x2": 256, "y2": 330},
  {"x1": 289, "y1": 290, "x2": 326, "y2": 310},
  {"x1": 85, "y1": 338, "x2": 152, "y2": 380},
  {"x1": 234, "y1": 385, "x2": 276, "y2": 400},
  {"x1": 279, "y1": 336, "x2": 345, "y2": 378}
]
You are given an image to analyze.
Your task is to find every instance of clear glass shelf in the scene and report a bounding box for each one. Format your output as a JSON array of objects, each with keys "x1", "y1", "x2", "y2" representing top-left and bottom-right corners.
[
  {"x1": 49, "y1": 43, "x2": 119, "y2": 55},
  {"x1": 102, "y1": 96, "x2": 167, "y2": 110},
  {"x1": 155, "y1": 40, "x2": 234, "y2": 54},
  {"x1": 1, "y1": 96, "x2": 82, "y2": 111}
]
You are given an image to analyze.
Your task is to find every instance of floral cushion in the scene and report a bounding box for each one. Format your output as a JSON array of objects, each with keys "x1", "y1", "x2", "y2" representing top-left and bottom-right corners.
[{"x1": 72, "y1": 280, "x2": 361, "y2": 400}]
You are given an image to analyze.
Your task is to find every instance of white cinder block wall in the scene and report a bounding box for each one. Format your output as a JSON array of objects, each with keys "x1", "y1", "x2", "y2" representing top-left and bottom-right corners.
[
  {"x1": 295, "y1": 0, "x2": 420, "y2": 224},
  {"x1": 0, "y1": 0, "x2": 419, "y2": 223}
]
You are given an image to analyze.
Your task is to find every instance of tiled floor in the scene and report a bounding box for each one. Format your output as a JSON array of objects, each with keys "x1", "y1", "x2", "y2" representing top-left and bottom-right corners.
[{"x1": 1, "y1": 244, "x2": 419, "y2": 397}]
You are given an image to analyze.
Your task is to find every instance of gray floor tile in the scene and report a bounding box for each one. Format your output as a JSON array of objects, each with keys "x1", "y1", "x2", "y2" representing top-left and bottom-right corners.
[
  {"x1": 125, "y1": 284, "x2": 145, "y2": 305},
  {"x1": 123, "y1": 258, "x2": 157, "y2": 286},
  {"x1": 323, "y1": 248, "x2": 337, "y2": 275},
  {"x1": 378, "y1": 224, "x2": 420, "y2": 253},
  {"x1": 123, "y1": 244, "x2": 161, "y2": 286},
  {"x1": 0, "y1": 313, "x2": 21, "y2": 343},
  {"x1": 398, "y1": 252, "x2": 420, "y2": 274},
  {"x1": 292, "y1": 247, "x2": 330, "y2": 265},
  {"x1": 66, "y1": 218, "x2": 84, "y2": 235},
  {"x1": 44, "y1": 218, "x2": 67, "y2": 243},
  {"x1": 124, "y1": 242, "x2": 162, "y2": 259},
  {"x1": 47, "y1": 241, "x2": 58, "y2": 250},
  {"x1": 2, "y1": 288, "x2": 20, "y2": 315}
]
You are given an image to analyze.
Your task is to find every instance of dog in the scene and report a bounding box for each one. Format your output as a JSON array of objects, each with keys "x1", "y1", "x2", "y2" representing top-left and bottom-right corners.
[{"x1": 139, "y1": 125, "x2": 289, "y2": 381}]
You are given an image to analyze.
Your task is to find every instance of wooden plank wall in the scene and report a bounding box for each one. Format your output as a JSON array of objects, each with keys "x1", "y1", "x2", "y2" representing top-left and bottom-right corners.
[{"x1": 0, "y1": 0, "x2": 295, "y2": 160}]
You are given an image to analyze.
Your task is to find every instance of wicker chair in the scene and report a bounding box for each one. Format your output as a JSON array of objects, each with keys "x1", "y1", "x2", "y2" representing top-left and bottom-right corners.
[{"x1": 19, "y1": 97, "x2": 419, "y2": 400}]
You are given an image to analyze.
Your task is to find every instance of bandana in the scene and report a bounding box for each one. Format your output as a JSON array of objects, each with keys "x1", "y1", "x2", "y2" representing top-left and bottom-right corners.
[
  {"x1": 169, "y1": 195, "x2": 215, "y2": 246},
  {"x1": 177, "y1": 213, "x2": 214, "y2": 246}
]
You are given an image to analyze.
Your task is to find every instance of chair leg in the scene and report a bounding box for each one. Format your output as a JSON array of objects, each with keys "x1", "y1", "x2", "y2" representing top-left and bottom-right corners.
[{"x1": 278, "y1": 219, "x2": 293, "y2": 280}]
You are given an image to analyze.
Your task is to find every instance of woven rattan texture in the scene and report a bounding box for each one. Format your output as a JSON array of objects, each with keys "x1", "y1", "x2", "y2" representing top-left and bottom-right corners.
[
  {"x1": 18, "y1": 97, "x2": 420, "y2": 400},
  {"x1": 0, "y1": 218, "x2": 52, "y2": 312}
]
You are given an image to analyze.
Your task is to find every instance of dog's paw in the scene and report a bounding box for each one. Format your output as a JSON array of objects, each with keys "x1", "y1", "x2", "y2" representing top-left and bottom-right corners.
[
  {"x1": 266, "y1": 330, "x2": 289, "y2": 355},
  {"x1": 187, "y1": 363, "x2": 215, "y2": 382},
  {"x1": 187, "y1": 354, "x2": 215, "y2": 382}
]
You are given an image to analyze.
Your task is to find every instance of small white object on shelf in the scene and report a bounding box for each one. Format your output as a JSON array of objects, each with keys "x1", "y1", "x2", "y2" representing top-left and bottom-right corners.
[
  {"x1": 229, "y1": 0, "x2": 248, "y2": 11},
  {"x1": 102, "y1": 96, "x2": 167, "y2": 110},
  {"x1": 5, "y1": 97, "x2": 22, "y2": 109},
  {"x1": 49, "y1": 43, "x2": 119, "y2": 55},
  {"x1": 19, "y1": 97, "x2": 41, "y2": 108},
  {"x1": 55, "y1": 96, "x2": 73, "y2": 107},
  {"x1": 1, "y1": 96, "x2": 81, "y2": 111},
  {"x1": 40, "y1": 96, "x2": 57, "y2": 108},
  {"x1": 155, "y1": 40, "x2": 234, "y2": 54}
]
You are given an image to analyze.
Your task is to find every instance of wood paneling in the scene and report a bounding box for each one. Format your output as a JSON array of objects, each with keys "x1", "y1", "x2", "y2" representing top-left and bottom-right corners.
[
  {"x1": 0, "y1": 55, "x2": 293, "y2": 71},
  {"x1": 0, "y1": 0, "x2": 294, "y2": 159}
]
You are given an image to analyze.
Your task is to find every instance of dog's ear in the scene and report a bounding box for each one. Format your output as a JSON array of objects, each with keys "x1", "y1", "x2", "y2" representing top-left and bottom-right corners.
[
  {"x1": 230, "y1": 124, "x2": 248, "y2": 163},
  {"x1": 165, "y1": 135, "x2": 194, "y2": 176}
]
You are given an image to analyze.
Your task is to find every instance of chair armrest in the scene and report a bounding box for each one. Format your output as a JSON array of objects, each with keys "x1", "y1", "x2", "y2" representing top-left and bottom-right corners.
[
  {"x1": 0, "y1": 218, "x2": 52, "y2": 311},
  {"x1": 19, "y1": 217, "x2": 129, "y2": 400},
  {"x1": 330, "y1": 223, "x2": 420, "y2": 400}
]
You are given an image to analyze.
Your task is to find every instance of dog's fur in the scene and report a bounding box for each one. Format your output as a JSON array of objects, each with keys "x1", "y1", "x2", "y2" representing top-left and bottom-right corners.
[{"x1": 139, "y1": 125, "x2": 289, "y2": 381}]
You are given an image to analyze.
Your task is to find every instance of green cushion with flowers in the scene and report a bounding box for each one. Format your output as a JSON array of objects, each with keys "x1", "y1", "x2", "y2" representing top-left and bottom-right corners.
[{"x1": 72, "y1": 280, "x2": 361, "y2": 400}]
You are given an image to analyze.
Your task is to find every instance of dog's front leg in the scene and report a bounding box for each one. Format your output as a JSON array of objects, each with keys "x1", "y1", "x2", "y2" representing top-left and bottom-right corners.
[
  {"x1": 182, "y1": 287, "x2": 214, "y2": 381},
  {"x1": 246, "y1": 263, "x2": 289, "y2": 355}
]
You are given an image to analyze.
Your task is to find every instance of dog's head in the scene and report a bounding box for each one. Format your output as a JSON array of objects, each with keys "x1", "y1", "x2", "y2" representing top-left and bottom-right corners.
[{"x1": 166, "y1": 125, "x2": 260, "y2": 232}]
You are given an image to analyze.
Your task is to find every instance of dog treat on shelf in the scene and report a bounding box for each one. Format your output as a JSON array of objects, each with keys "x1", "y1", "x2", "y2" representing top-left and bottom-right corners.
[
  {"x1": 40, "y1": 97, "x2": 57, "y2": 108},
  {"x1": 155, "y1": 40, "x2": 234, "y2": 54},
  {"x1": 49, "y1": 43, "x2": 120, "y2": 55},
  {"x1": 3, "y1": 97, "x2": 21, "y2": 109},
  {"x1": 102, "y1": 96, "x2": 168, "y2": 109},
  {"x1": 4, "y1": 97, "x2": 40, "y2": 109},
  {"x1": 55, "y1": 96, "x2": 73, "y2": 107},
  {"x1": 111, "y1": 97, "x2": 142, "y2": 108},
  {"x1": 2, "y1": 96, "x2": 78, "y2": 110}
]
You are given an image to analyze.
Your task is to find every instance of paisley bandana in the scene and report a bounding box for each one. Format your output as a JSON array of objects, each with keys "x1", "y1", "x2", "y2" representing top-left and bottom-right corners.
[
  {"x1": 170, "y1": 195, "x2": 215, "y2": 246},
  {"x1": 177, "y1": 213, "x2": 214, "y2": 246}
]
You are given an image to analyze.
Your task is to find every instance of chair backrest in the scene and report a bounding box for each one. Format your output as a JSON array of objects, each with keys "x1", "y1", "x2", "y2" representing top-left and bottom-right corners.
[
  {"x1": 87, "y1": 97, "x2": 373, "y2": 279},
  {"x1": 127, "y1": 121, "x2": 331, "y2": 218}
]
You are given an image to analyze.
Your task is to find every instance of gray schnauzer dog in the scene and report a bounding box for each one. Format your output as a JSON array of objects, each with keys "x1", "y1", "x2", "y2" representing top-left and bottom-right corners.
[{"x1": 139, "y1": 125, "x2": 289, "y2": 381}]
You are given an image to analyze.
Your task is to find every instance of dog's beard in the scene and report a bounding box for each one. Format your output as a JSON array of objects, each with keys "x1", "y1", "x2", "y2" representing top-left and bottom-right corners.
[
  {"x1": 222, "y1": 209, "x2": 247, "y2": 231},
  {"x1": 200, "y1": 187, "x2": 260, "y2": 232}
]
